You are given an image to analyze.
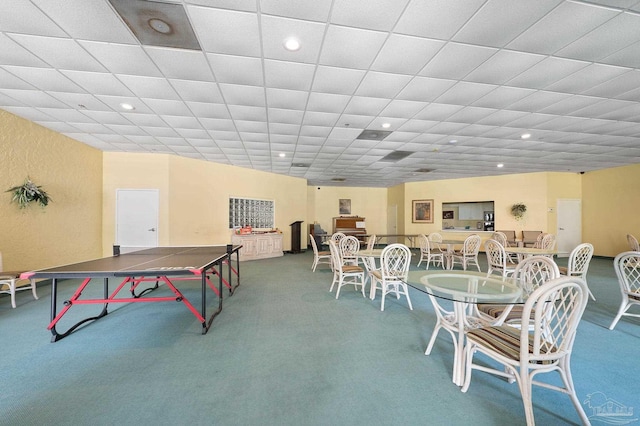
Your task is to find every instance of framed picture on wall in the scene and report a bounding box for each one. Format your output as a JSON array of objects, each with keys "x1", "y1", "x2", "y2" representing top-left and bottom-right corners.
[
  {"x1": 339, "y1": 199, "x2": 351, "y2": 215},
  {"x1": 412, "y1": 199, "x2": 434, "y2": 223}
]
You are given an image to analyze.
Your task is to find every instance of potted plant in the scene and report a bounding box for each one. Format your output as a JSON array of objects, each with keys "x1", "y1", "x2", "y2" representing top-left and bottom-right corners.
[
  {"x1": 511, "y1": 203, "x2": 526, "y2": 220},
  {"x1": 6, "y1": 177, "x2": 52, "y2": 209}
]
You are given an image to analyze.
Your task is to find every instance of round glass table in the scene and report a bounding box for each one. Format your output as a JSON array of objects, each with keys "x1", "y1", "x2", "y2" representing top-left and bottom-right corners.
[{"x1": 403, "y1": 270, "x2": 524, "y2": 386}]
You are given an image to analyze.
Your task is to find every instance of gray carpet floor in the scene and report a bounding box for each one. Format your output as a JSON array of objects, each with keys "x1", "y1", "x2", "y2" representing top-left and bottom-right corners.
[{"x1": 1, "y1": 250, "x2": 639, "y2": 425}]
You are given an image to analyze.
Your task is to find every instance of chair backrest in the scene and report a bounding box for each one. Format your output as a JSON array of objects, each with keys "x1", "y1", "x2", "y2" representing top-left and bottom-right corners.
[
  {"x1": 541, "y1": 233, "x2": 556, "y2": 250},
  {"x1": 339, "y1": 235, "x2": 360, "y2": 258},
  {"x1": 627, "y1": 234, "x2": 640, "y2": 251},
  {"x1": 329, "y1": 240, "x2": 343, "y2": 271},
  {"x1": 418, "y1": 234, "x2": 430, "y2": 253},
  {"x1": 462, "y1": 234, "x2": 481, "y2": 255},
  {"x1": 520, "y1": 276, "x2": 589, "y2": 362},
  {"x1": 497, "y1": 230, "x2": 516, "y2": 244},
  {"x1": 567, "y1": 243, "x2": 594, "y2": 277},
  {"x1": 367, "y1": 234, "x2": 377, "y2": 250},
  {"x1": 522, "y1": 230, "x2": 542, "y2": 247},
  {"x1": 492, "y1": 232, "x2": 508, "y2": 247},
  {"x1": 380, "y1": 243, "x2": 411, "y2": 280},
  {"x1": 309, "y1": 234, "x2": 320, "y2": 255},
  {"x1": 614, "y1": 251, "x2": 640, "y2": 296},
  {"x1": 485, "y1": 239, "x2": 507, "y2": 270},
  {"x1": 533, "y1": 232, "x2": 546, "y2": 248},
  {"x1": 513, "y1": 255, "x2": 560, "y2": 295},
  {"x1": 331, "y1": 232, "x2": 346, "y2": 243},
  {"x1": 428, "y1": 232, "x2": 443, "y2": 243}
]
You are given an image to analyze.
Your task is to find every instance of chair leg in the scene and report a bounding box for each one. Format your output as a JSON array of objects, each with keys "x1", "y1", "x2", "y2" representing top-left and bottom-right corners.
[
  {"x1": 609, "y1": 301, "x2": 629, "y2": 330},
  {"x1": 10, "y1": 285, "x2": 17, "y2": 308}
]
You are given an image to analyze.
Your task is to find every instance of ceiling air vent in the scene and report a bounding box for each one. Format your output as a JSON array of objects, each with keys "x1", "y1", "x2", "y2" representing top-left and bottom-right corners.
[
  {"x1": 356, "y1": 130, "x2": 392, "y2": 141},
  {"x1": 331, "y1": 178, "x2": 346, "y2": 182},
  {"x1": 380, "y1": 151, "x2": 414, "y2": 162},
  {"x1": 415, "y1": 168, "x2": 433, "y2": 173},
  {"x1": 292, "y1": 163, "x2": 310, "y2": 168},
  {"x1": 109, "y1": 0, "x2": 201, "y2": 50}
]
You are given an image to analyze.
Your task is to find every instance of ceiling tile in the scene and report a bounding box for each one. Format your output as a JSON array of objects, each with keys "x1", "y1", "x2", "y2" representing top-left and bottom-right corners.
[{"x1": 319, "y1": 25, "x2": 387, "y2": 69}]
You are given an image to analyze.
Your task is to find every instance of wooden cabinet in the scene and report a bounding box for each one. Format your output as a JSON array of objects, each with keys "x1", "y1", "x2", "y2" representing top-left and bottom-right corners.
[{"x1": 231, "y1": 233, "x2": 283, "y2": 261}]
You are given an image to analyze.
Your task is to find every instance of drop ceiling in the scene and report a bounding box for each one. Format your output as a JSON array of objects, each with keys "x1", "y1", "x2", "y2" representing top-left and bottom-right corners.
[{"x1": 2, "y1": 0, "x2": 640, "y2": 187}]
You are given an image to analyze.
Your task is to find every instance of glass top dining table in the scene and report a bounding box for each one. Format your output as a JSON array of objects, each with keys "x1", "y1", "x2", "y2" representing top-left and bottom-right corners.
[
  {"x1": 401, "y1": 270, "x2": 524, "y2": 386},
  {"x1": 403, "y1": 270, "x2": 524, "y2": 304}
]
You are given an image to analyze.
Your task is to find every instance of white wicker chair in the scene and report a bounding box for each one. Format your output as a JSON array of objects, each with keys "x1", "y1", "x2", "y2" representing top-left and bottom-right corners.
[
  {"x1": 417, "y1": 234, "x2": 444, "y2": 270},
  {"x1": 609, "y1": 251, "x2": 640, "y2": 330},
  {"x1": 309, "y1": 234, "x2": 331, "y2": 272},
  {"x1": 462, "y1": 276, "x2": 591, "y2": 426},
  {"x1": 627, "y1": 233, "x2": 640, "y2": 251},
  {"x1": 476, "y1": 255, "x2": 560, "y2": 326},
  {"x1": 559, "y1": 243, "x2": 595, "y2": 301},
  {"x1": 372, "y1": 244, "x2": 413, "y2": 311},
  {"x1": 339, "y1": 235, "x2": 360, "y2": 266},
  {"x1": 328, "y1": 240, "x2": 365, "y2": 299},
  {"x1": 449, "y1": 234, "x2": 481, "y2": 271},
  {"x1": 366, "y1": 234, "x2": 376, "y2": 250},
  {"x1": 485, "y1": 239, "x2": 517, "y2": 279}
]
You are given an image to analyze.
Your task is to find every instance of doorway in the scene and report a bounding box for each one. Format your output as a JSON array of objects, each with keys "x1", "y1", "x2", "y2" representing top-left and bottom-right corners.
[
  {"x1": 116, "y1": 189, "x2": 159, "y2": 252},
  {"x1": 556, "y1": 199, "x2": 581, "y2": 257},
  {"x1": 386, "y1": 204, "x2": 397, "y2": 244}
]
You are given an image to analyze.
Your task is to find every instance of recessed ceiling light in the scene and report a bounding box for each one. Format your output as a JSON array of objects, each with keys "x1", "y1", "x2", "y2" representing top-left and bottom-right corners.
[
  {"x1": 382, "y1": 123, "x2": 391, "y2": 129},
  {"x1": 120, "y1": 103, "x2": 135, "y2": 111},
  {"x1": 283, "y1": 37, "x2": 301, "y2": 51},
  {"x1": 279, "y1": 153, "x2": 286, "y2": 158},
  {"x1": 449, "y1": 139, "x2": 457, "y2": 144},
  {"x1": 521, "y1": 133, "x2": 531, "y2": 139},
  {"x1": 497, "y1": 163, "x2": 504, "y2": 168}
]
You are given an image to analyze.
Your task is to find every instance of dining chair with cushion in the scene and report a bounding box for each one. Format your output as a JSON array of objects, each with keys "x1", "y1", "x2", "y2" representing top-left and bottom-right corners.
[
  {"x1": 493, "y1": 231, "x2": 517, "y2": 263},
  {"x1": 559, "y1": 243, "x2": 595, "y2": 301},
  {"x1": 427, "y1": 232, "x2": 445, "y2": 256},
  {"x1": 328, "y1": 240, "x2": 365, "y2": 299},
  {"x1": 476, "y1": 255, "x2": 560, "y2": 326},
  {"x1": 339, "y1": 235, "x2": 360, "y2": 266},
  {"x1": 609, "y1": 251, "x2": 640, "y2": 330},
  {"x1": 627, "y1": 233, "x2": 640, "y2": 251},
  {"x1": 309, "y1": 234, "x2": 331, "y2": 272},
  {"x1": 449, "y1": 234, "x2": 481, "y2": 271},
  {"x1": 372, "y1": 243, "x2": 413, "y2": 311},
  {"x1": 417, "y1": 234, "x2": 444, "y2": 270},
  {"x1": 462, "y1": 276, "x2": 591, "y2": 426},
  {"x1": 485, "y1": 239, "x2": 517, "y2": 279},
  {"x1": 0, "y1": 252, "x2": 38, "y2": 308}
]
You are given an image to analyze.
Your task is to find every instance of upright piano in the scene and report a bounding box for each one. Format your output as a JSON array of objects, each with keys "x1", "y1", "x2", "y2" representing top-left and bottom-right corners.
[{"x1": 333, "y1": 216, "x2": 366, "y2": 242}]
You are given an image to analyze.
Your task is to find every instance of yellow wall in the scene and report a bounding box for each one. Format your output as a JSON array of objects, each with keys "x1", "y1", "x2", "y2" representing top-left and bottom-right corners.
[
  {"x1": 582, "y1": 164, "x2": 640, "y2": 257},
  {"x1": 102, "y1": 152, "x2": 307, "y2": 255},
  {"x1": 308, "y1": 185, "x2": 388, "y2": 236},
  {"x1": 0, "y1": 110, "x2": 102, "y2": 271}
]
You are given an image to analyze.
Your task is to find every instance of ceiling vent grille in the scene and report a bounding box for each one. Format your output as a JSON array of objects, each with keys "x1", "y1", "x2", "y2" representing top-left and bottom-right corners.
[
  {"x1": 415, "y1": 168, "x2": 433, "y2": 173},
  {"x1": 356, "y1": 129, "x2": 392, "y2": 141},
  {"x1": 331, "y1": 177, "x2": 346, "y2": 182},
  {"x1": 109, "y1": 0, "x2": 201, "y2": 50},
  {"x1": 292, "y1": 163, "x2": 310, "y2": 168},
  {"x1": 380, "y1": 151, "x2": 414, "y2": 162}
]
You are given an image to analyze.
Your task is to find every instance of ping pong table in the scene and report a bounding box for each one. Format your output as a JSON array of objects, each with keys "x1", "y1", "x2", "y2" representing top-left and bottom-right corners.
[{"x1": 20, "y1": 245, "x2": 241, "y2": 342}]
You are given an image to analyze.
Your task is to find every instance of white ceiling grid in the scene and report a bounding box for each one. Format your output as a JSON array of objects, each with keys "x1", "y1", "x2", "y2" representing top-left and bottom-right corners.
[{"x1": 0, "y1": 0, "x2": 639, "y2": 187}]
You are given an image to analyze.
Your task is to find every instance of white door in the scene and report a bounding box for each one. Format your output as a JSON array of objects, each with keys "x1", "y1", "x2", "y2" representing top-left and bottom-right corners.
[
  {"x1": 556, "y1": 199, "x2": 581, "y2": 257},
  {"x1": 116, "y1": 189, "x2": 159, "y2": 250},
  {"x1": 386, "y1": 205, "x2": 397, "y2": 244}
]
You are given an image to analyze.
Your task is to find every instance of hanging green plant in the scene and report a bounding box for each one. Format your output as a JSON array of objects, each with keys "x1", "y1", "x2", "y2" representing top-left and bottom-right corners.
[
  {"x1": 6, "y1": 177, "x2": 52, "y2": 209},
  {"x1": 511, "y1": 203, "x2": 526, "y2": 220}
]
